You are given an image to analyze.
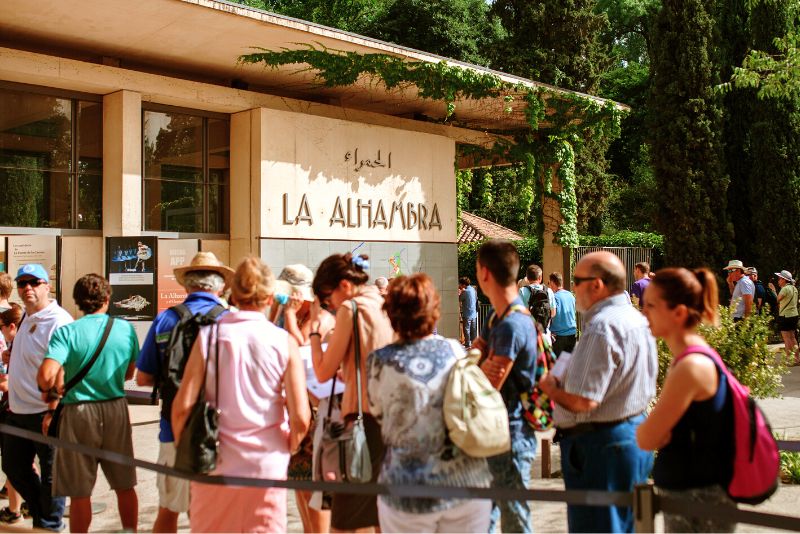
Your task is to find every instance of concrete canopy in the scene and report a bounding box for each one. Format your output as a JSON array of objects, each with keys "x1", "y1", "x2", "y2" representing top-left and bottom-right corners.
[{"x1": 0, "y1": 0, "x2": 625, "y2": 140}]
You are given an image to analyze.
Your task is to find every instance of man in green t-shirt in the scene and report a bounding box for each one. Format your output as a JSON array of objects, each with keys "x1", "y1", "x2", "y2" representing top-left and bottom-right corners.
[{"x1": 36, "y1": 274, "x2": 139, "y2": 533}]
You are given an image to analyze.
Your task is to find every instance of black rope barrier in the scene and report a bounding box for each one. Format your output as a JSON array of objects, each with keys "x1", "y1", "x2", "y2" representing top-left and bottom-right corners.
[
  {"x1": 3, "y1": 422, "x2": 800, "y2": 532},
  {"x1": 777, "y1": 440, "x2": 800, "y2": 452}
]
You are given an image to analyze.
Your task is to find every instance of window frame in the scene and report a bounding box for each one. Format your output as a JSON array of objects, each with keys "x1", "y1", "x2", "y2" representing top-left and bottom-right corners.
[
  {"x1": 140, "y1": 103, "x2": 230, "y2": 236},
  {"x1": 0, "y1": 81, "x2": 103, "y2": 232}
]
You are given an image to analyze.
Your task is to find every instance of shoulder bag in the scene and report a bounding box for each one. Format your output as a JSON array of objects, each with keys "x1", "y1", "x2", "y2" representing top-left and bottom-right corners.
[
  {"x1": 317, "y1": 300, "x2": 372, "y2": 483},
  {"x1": 47, "y1": 316, "x2": 115, "y2": 437},
  {"x1": 174, "y1": 324, "x2": 220, "y2": 474}
]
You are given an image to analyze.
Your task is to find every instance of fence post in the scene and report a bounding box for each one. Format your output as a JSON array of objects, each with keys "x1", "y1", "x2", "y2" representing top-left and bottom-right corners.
[
  {"x1": 541, "y1": 439, "x2": 551, "y2": 478},
  {"x1": 633, "y1": 484, "x2": 655, "y2": 533}
]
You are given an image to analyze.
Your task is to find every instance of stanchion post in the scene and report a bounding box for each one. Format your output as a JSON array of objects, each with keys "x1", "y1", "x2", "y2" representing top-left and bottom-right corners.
[
  {"x1": 633, "y1": 483, "x2": 655, "y2": 533},
  {"x1": 541, "y1": 439, "x2": 551, "y2": 478}
]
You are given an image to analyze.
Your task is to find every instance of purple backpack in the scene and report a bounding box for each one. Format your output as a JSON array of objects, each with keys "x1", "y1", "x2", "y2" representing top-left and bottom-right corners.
[{"x1": 675, "y1": 345, "x2": 779, "y2": 504}]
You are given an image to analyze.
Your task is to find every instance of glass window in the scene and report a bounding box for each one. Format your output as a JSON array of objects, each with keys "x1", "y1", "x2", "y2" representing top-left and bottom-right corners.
[
  {"x1": 143, "y1": 110, "x2": 229, "y2": 233},
  {"x1": 0, "y1": 88, "x2": 99, "y2": 229}
]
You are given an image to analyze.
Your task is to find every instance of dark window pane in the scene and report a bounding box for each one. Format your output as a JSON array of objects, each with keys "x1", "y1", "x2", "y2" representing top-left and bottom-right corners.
[
  {"x1": 143, "y1": 176, "x2": 203, "y2": 232},
  {"x1": 77, "y1": 172, "x2": 102, "y2": 229},
  {"x1": 144, "y1": 111, "x2": 202, "y2": 183},
  {"x1": 208, "y1": 182, "x2": 229, "y2": 233},
  {"x1": 0, "y1": 88, "x2": 72, "y2": 172},
  {"x1": 0, "y1": 168, "x2": 70, "y2": 228},
  {"x1": 78, "y1": 101, "x2": 103, "y2": 175}
]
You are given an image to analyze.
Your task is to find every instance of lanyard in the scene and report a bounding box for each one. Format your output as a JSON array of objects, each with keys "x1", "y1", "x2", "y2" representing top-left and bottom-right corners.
[{"x1": 487, "y1": 302, "x2": 528, "y2": 329}]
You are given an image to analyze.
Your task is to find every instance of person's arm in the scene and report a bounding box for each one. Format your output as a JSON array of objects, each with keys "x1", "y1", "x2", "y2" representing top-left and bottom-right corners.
[
  {"x1": 539, "y1": 374, "x2": 599, "y2": 412},
  {"x1": 743, "y1": 293, "x2": 754, "y2": 317},
  {"x1": 171, "y1": 334, "x2": 206, "y2": 443},
  {"x1": 636, "y1": 355, "x2": 717, "y2": 450},
  {"x1": 135, "y1": 319, "x2": 162, "y2": 387},
  {"x1": 478, "y1": 321, "x2": 519, "y2": 390},
  {"x1": 284, "y1": 336, "x2": 311, "y2": 452},
  {"x1": 310, "y1": 303, "x2": 351, "y2": 383},
  {"x1": 282, "y1": 293, "x2": 307, "y2": 346},
  {"x1": 37, "y1": 358, "x2": 62, "y2": 397}
]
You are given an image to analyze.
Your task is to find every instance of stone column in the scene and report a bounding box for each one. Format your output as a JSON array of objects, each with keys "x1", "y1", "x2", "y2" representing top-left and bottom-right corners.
[
  {"x1": 229, "y1": 108, "x2": 263, "y2": 263},
  {"x1": 103, "y1": 90, "x2": 142, "y2": 236},
  {"x1": 541, "y1": 164, "x2": 570, "y2": 286}
]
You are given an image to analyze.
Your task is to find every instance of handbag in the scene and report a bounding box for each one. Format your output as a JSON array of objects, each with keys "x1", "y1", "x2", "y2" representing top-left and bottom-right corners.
[
  {"x1": 317, "y1": 300, "x2": 372, "y2": 483},
  {"x1": 174, "y1": 324, "x2": 220, "y2": 474},
  {"x1": 48, "y1": 317, "x2": 115, "y2": 437}
]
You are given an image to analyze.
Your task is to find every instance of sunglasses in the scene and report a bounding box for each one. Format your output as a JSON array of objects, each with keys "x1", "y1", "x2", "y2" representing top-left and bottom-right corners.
[
  {"x1": 17, "y1": 279, "x2": 46, "y2": 289},
  {"x1": 573, "y1": 276, "x2": 600, "y2": 286}
]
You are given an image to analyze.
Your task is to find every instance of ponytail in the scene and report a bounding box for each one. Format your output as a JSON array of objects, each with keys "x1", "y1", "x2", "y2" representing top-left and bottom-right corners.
[{"x1": 692, "y1": 268, "x2": 719, "y2": 326}]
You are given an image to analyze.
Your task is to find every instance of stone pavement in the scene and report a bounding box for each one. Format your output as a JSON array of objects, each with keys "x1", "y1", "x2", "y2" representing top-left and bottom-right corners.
[{"x1": 2, "y1": 367, "x2": 799, "y2": 532}]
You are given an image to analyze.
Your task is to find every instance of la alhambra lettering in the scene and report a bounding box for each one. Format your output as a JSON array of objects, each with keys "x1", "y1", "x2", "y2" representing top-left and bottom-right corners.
[{"x1": 282, "y1": 193, "x2": 442, "y2": 231}]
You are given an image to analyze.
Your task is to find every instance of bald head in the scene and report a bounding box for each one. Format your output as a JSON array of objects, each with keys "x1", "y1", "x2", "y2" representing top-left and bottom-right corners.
[{"x1": 577, "y1": 251, "x2": 626, "y2": 294}]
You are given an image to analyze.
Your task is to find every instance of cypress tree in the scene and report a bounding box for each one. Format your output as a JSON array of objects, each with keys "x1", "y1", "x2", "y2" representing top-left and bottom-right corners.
[
  {"x1": 746, "y1": 0, "x2": 800, "y2": 277},
  {"x1": 649, "y1": 0, "x2": 734, "y2": 267}
]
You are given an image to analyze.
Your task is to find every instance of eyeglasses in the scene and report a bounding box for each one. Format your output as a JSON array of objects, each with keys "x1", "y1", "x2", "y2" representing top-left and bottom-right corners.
[
  {"x1": 573, "y1": 276, "x2": 600, "y2": 286},
  {"x1": 17, "y1": 279, "x2": 45, "y2": 289}
]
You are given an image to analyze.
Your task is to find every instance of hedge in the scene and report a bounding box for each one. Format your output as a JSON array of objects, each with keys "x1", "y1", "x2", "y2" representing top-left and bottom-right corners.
[
  {"x1": 578, "y1": 231, "x2": 665, "y2": 269},
  {"x1": 458, "y1": 237, "x2": 541, "y2": 300}
]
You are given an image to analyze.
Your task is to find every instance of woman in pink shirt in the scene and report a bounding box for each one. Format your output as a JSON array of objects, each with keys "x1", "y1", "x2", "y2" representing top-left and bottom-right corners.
[{"x1": 172, "y1": 256, "x2": 310, "y2": 532}]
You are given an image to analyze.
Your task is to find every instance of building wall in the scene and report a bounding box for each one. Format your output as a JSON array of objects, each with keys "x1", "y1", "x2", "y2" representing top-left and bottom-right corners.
[{"x1": 1, "y1": 48, "x2": 460, "y2": 338}]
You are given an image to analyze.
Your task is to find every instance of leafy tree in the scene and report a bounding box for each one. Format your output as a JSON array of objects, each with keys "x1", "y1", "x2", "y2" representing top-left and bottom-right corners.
[
  {"x1": 239, "y1": 0, "x2": 390, "y2": 34},
  {"x1": 368, "y1": 0, "x2": 501, "y2": 66},
  {"x1": 744, "y1": 0, "x2": 800, "y2": 277},
  {"x1": 649, "y1": 0, "x2": 733, "y2": 267}
]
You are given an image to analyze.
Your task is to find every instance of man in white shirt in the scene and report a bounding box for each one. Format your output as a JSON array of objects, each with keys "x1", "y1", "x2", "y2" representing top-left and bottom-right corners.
[
  {"x1": 3, "y1": 264, "x2": 73, "y2": 532},
  {"x1": 724, "y1": 260, "x2": 754, "y2": 321}
]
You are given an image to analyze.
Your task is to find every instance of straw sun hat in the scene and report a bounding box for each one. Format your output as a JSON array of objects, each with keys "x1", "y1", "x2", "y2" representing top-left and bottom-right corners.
[{"x1": 173, "y1": 252, "x2": 234, "y2": 287}]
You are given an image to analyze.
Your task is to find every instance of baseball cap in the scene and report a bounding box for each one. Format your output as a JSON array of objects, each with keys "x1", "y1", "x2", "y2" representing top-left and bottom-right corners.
[{"x1": 15, "y1": 263, "x2": 49, "y2": 283}]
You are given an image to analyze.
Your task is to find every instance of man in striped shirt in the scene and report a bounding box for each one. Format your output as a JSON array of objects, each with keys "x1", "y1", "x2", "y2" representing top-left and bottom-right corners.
[{"x1": 540, "y1": 251, "x2": 657, "y2": 533}]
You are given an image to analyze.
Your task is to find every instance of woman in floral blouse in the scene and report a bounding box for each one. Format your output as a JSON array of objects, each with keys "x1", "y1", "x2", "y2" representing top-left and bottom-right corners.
[{"x1": 367, "y1": 273, "x2": 492, "y2": 533}]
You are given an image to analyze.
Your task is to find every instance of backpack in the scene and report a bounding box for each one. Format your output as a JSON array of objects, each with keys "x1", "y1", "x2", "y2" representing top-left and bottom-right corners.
[
  {"x1": 518, "y1": 322, "x2": 557, "y2": 432},
  {"x1": 443, "y1": 347, "x2": 511, "y2": 458},
  {"x1": 761, "y1": 282, "x2": 778, "y2": 316},
  {"x1": 527, "y1": 285, "x2": 552, "y2": 330},
  {"x1": 675, "y1": 345, "x2": 779, "y2": 504},
  {"x1": 155, "y1": 303, "x2": 226, "y2": 425}
]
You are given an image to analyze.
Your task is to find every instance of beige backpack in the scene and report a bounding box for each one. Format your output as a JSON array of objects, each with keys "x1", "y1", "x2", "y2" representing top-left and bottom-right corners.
[{"x1": 443, "y1": 348, "x2": 511, "y2": 457}]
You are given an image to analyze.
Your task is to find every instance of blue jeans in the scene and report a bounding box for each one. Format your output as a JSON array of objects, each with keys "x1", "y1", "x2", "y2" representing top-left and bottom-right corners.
[
  {"x1": 463, "y1": 316, "x2": 478, "y2": 346},
  {"x1": 487, "y1": 438, "x2": 537, "y2": 533},
  {"x1": 2, "y1": 412, "x2": 66, "y2": 531},
  {"x1": 559, "y1": 414, "x2": 653, "y2": 533}
]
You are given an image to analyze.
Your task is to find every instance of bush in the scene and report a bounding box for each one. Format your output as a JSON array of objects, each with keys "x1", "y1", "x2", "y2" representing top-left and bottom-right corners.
[
  {"x1": 780, "y1": 450, "x2": 800, "y2": 484},
  {"x1": 656, "y1": 304, "x2": 786, "y2": 399}
]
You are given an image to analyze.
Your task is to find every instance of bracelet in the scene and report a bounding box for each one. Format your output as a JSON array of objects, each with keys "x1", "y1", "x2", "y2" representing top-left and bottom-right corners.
[
  {"x1": 46, "y1": 409, "x2": 55, "y2": 415},
  {"x1": 309, "y1": 332, "x2": 321, "y2": 338}
]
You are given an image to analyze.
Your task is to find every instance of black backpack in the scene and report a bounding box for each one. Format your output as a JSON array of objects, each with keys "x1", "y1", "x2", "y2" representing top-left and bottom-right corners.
[
  {"x1": 155, "y1": 303, "x2": 226, "y2": 424},
  {"x1": 762, "y1": 283, "x2": 779, "y2": 317},
  {"x1": 527, "y1": 285, "x2": 552, "y2": 330}
]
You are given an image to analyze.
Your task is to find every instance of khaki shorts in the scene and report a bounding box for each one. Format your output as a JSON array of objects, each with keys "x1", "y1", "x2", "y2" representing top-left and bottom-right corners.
[
  {"x1": 157, "y1": 441, "x2": 190, "y2": 513},
  {"x1": 53, "y1": 397, "x2": 137, "y2": 497}
]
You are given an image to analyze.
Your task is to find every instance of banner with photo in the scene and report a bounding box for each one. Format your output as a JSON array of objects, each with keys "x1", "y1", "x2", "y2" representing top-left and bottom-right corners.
[
  {"x1": 0, "y1": 237, "x2": 5, "y2": 273},
  {"x1": 157, "y1": 239, "x2": 199, "y2": 313},
  {"x1": 7, "y1": 235, "x2": 58, "y2": 304},
  {"x1": 107, "y1": 236, "x2": 157, "y2": 320}
]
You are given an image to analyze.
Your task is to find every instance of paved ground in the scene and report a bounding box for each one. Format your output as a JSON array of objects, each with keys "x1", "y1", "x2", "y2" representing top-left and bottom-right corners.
[{"x1": 3, "y1": 365, "x2": 799, "y2": 532}]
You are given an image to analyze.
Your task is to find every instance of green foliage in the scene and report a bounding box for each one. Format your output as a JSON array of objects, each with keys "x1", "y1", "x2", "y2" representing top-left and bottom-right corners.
[
  {"x1": 239, "y1": 0, "x2": 391, "y2": 34},
  {"x1": 780, "y1": 449, "x2": 800, "y2": 484},
  {"x1": 367, "y1": 0, "x2": 502, "y2": 66},
  {"x1": 649, "y1": 0, "x2": 734, "y2": 268},
  {"x1": 578, "y1": 230, "x2": 664, "y2": 250},
  {"x1": 656, "y1": 305, "x2": 786, "y2": 398}
]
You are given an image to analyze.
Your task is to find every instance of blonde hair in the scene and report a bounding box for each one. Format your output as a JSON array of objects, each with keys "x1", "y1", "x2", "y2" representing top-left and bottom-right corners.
[{"x1": 231, "y1": 256, "x2": 275, "y2": 308}]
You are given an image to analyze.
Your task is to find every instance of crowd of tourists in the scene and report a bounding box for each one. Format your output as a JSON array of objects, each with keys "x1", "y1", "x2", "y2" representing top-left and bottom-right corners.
[{"x1": 0, "y1": 239, "x2": 789, "y2": 533}]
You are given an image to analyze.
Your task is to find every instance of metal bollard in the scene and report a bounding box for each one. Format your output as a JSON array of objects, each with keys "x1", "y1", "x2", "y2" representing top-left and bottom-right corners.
[
  {"x1": 633, "y1": 484, "x2": 656, "y2": 533},
  {"x1": 541, "y1": 439, "x2": 551, "y2": 478}
]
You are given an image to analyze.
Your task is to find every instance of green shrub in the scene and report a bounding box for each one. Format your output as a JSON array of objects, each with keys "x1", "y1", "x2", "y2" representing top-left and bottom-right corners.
[
  {"x1": 656, "y1": 304, "x2": 786, "y2": 399},
  {"x1": 780, "y1": 450, "x2": 800, "y2": 484}
]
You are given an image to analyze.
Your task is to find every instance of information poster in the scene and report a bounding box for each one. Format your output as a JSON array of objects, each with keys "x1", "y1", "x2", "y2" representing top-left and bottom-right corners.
[
  {"x1": 7, "y1": 235, "x2": 58, "y2": 304},
  {"x1": 0, "y1": 237, "x2": 5, "y2": 273},
  {"x1": 157, "y1": 239, "x2": 198, "y2": 313},
  {"x1": 107, "y1": 236, "x2": 157, "y2": 320}
]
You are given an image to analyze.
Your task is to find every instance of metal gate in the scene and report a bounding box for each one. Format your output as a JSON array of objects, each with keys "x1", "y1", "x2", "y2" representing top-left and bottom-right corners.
[{"x1": 572, "y1": 246, "x2": 654, "y2": 290}]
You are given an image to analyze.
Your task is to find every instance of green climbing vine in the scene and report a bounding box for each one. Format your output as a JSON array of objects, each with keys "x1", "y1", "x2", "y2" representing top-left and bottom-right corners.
[{"x1": 239, "y1": 44, "x2": 621, "y2": 247}]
